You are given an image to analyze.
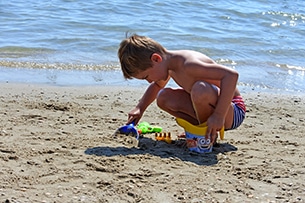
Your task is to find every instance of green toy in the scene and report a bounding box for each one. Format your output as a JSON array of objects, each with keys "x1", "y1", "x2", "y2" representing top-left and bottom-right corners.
[{"x1": 137, "y1": 122, "x2": 162, "y2": 134}]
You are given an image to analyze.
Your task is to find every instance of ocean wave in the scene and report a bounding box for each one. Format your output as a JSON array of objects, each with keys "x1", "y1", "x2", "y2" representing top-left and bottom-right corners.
[
  {"x1": 276, "y1": 63, "x2": 305, "y2": 71},
  {"x1": 0, "y1": 60, "x2": 120, "y2": 71},
  {"x1": 0, "y1": 46, "x2": 55, "y2": 58}
]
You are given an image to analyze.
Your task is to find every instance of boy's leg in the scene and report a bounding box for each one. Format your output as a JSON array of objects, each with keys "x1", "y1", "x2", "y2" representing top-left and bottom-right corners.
[
  {"x1": 191, "y1": 81, "x2": 234, "y2": 129},
  {"x1": 156, "y1": 81, "x2": 219, "y2": 125},
  {"x1": 156, "y1": 88, "x2": 198, "y2": 125},
  {"x1": 190, "y1": 81, "x2": 219, "y2": 124}
]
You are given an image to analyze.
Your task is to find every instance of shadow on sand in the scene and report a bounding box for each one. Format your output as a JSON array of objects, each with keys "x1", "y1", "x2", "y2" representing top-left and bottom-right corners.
[{"x1": 85, "y1": 135, "x2": 237, "y2": 166}]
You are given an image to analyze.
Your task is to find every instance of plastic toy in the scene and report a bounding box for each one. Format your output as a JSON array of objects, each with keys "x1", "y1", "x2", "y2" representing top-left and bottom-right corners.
[
  {"x1": 155, "y1": 132, "x2": 172, "y2": 144},
  {"x1": 176, "y1": 118, "x2": 224, "y2": 153},
  {"x1": 114, "y1": 121, "x2": 139, "y2": 139},
  {"x1": 137, "y1": 122, "x2": 162, "y2": 134}
]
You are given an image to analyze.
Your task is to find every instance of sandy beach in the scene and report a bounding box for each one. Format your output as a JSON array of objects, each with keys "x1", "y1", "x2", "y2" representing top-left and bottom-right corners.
[{"x1": 0, "y1": 83, "x2": 304, "y2": 203}]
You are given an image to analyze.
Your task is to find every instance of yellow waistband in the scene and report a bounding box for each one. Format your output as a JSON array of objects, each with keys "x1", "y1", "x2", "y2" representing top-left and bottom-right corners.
[{"x1": 176, "y1": 118, "x2": 224, "y2": 140}]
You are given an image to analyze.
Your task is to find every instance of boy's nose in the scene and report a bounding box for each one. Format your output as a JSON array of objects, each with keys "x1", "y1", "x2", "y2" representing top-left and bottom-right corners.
[{"x1": 146, "y1": 78, "x2": 153, "y2": 83}]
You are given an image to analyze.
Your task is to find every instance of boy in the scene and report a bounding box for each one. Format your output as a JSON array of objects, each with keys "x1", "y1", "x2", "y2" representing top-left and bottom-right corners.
[{"x1": 118, "y1": 34, "x2": 246, "y2": 145}]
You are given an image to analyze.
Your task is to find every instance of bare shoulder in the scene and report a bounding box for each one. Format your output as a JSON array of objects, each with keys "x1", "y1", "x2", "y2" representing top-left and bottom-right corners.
[
  {"x1": 167, "y1": 50, "x2": 218, "y2": 76},
  {"x1": 172, "y1": 50, "x2": 215, "y2": 64},
  {"x1": 187, "y1": 50, "x2": 215, "y2": 64}
]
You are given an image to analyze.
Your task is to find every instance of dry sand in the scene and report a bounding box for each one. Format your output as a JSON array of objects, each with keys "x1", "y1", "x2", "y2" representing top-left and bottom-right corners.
[{"x1": 0, "y1": 83, "x2": 304, "y2": 203}]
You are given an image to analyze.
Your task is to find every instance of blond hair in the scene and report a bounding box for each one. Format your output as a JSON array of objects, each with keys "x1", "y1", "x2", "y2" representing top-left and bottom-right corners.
[{"x1": 118, "y1": 34, "x2": 166, "y2": 79}]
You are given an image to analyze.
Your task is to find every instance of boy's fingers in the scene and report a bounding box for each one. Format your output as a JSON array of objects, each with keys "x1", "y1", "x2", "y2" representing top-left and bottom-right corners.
[
  {"x1": 206, "y1": 126, "x2": 215, "y2": 136},
  {"x1": 205, "y1": 128, "x2": 211, "y2": 139},
  {"x1": 206, "y1": 127, "x2": 218, "y2": 144},
  {"x1": 127, "y1": 116, "x2": 136, "y2": 124},
  {"x1": 206, "y1": 128, "x2": 214, "y2": 141},
  {"x1": 210, "y1": 133, "x2": 217, "y2": 144}
]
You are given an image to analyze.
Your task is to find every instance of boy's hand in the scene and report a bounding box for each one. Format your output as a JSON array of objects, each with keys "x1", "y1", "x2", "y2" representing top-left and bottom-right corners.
[
  {"x1": 206, "y1": 113, "x2": 225, "y2": 145},
  {"x1": 127, "y1": 107, "x2": 143, "y2": 125}
]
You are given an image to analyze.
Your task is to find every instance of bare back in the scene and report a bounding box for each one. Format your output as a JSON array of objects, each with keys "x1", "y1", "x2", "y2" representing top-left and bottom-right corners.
[{"x1": 166, "y1": 50, "x2": 239, "y2": 96}]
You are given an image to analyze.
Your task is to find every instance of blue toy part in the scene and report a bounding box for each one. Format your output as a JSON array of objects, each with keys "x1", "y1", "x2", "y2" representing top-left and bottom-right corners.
[
  {"x1": 176, "y1": 118, "x2": 218, "y2": 153},
  {"x1": 116, "y1": 121, "x2": 139, "y2": 139},
  {"x1": 185, "y1": 131, "x2": 212, "y2": 153}
]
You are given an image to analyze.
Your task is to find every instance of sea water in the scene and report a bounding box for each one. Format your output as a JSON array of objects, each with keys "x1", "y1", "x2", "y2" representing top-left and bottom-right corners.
[{"x1": 0, "y1": 0, "x2": 304, "y2": 92}]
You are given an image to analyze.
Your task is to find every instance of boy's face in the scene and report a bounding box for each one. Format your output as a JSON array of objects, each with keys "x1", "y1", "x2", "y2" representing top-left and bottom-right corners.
[
  {"x1": 134, "y1": 67, "x2": 157, "y2": 83},
  {"x1": 133, "y1": 53, "x2": 164, "y2": 83}
]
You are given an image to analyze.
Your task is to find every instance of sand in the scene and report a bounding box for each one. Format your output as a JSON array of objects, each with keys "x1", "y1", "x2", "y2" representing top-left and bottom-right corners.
[{"x1": 0, "y1": 83, "x2": 304, "y2": 203}]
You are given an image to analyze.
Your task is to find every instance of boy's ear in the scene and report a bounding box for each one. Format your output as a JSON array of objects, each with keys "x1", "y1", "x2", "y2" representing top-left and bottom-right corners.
[{"x1": 151, "y1": 53, "x2": 162, "y2": 62}]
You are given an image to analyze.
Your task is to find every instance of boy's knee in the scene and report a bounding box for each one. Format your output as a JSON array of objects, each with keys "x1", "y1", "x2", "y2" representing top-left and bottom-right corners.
[
  {"x1": 191, "y1": 82, "x2": 209, "y2": 99},
  {"x1": 191, "y1": 81, "x2": 217, "y2": 103},
  {"x1": 156, "y1": 88, "x2": 171, "y2": 108}
]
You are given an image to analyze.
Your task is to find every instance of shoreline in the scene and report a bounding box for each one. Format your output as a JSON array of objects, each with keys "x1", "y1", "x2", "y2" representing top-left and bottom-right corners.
[
  {"x1": 0, "y1": 82, "x2": 304, "y2": 202},
  {"x1": 1, "y1": 65, "x2": 305, "y2": 93}
]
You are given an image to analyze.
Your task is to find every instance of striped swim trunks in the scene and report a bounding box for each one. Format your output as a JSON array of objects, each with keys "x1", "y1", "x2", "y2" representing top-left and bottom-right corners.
[{"x1": 229, "y1": 95, "x2": 246, "y2": 130}]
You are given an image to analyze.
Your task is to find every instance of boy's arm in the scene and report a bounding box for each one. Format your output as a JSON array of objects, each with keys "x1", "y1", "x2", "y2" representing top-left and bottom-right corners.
[
  {"x1": 207, "y1": 65, "x2": 238, "y2": 135},
  {"x1": 127, "y1": 78, "x2": 169, "y2": 124},
  {"x1": 185, "y1": 61, "x2": 238, "y2": 138}
]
